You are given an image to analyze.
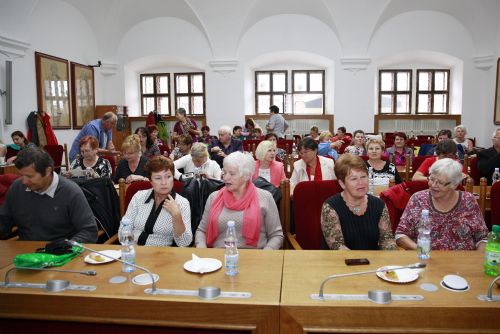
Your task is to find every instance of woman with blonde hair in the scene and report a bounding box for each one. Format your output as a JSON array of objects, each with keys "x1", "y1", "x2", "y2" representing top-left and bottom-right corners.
[
  {"x1": 365, "y1": 138, "x2": 401, "y2": 185},
  {"x1": 113, "y1": 134, "x2": 149, "y2": 183},
  {"x1": 174, "y1": 142, "x2": 221, "y2": 180},
  {"x1": 252, "y1": 140, "x2": 286, "y2": 187}
]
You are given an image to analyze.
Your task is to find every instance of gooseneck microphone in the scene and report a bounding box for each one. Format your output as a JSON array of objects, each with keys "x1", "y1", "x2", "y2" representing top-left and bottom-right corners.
[
  {"x1": 318, "y1": 262, "x2": 426, "y2": 299},
  {"x1": 67, "y1": 240, "x2": 157, "y2": 293},
  {"x1": 3, "y1": 266, "x2": 96, "y2": 285}
]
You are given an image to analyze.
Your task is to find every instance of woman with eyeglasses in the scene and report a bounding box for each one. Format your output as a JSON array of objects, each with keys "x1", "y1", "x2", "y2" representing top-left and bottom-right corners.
[
  {"x1": 122, "y1": 156, "x2": 192, "y2": 247},
  {"x1": 321, "y1": 154, "x2": 397, "y2": 250},
  {"x1": 396, "y1": 158, "x2": 488, "y2": 251},
  {"x1": 195, "y1": 151, "x2": 283, "y2": 249},
  {"x1": 289, "y1": 137, "x2": 336, "y2": 194}
]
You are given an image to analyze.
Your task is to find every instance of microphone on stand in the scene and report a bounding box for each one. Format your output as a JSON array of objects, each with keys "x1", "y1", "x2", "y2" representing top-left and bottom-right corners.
[
  {"x1": 3, "y1": 266, "x2": 96, "y2": 285},
  {"x1": 318, "y1": 262, "x2": 426, "y2": 299},
  {"x1": 67, "y1": 240, "x2": 157, "y2": 293}
]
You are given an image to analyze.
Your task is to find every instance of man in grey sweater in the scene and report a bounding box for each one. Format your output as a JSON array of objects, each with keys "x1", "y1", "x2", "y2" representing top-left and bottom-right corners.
[{"x1": 0, "y1": 147, "x2": 97, "y2": 243}]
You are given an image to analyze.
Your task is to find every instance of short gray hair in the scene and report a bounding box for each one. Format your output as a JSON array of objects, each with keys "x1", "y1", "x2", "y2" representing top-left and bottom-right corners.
[
  {"x1": 454, "y1": 124, "x2": 467, "y2": 135},
  {"x1": 176, "y1": 108, "x2": 186, "y2": 116},
  {"x1": 190, "y1": 142, "x2": 208, "y2": 159},
  {"x1": 102, "y1": 112, "x2": 117, "y2": 122},
  {"x1": 255, "y1": 140, "x2": 276, "y2": 161},
  {"x1": 218, "y1": 125, "x2": 232, "y2": 135},
  {"x1": 223, "y1": 151, "x2": 255, "y2": 180},
  {"x1": 429, "y1": 158, "x2": 463, "y2": 187}
]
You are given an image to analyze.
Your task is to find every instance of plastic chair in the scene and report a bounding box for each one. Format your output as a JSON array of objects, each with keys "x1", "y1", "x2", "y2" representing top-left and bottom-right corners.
[{"x1": 287, "y1": 180, "x2": 343, "y2": 250}]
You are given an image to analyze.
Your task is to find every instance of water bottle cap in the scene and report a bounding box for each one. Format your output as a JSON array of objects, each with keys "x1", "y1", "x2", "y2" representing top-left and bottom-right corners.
[
  {"x1": 496, "y1": 168, "x2": 499, "y2": 172},
  {"x1": 492, "y1": 225, "x2": 500, "y2": 233},
  {"x1": 227, "y1": 221, "x2": 235, "y2": 227},
  {"x1": 421, "y1": 209, "x2": 429, "y2": 216},
  {"x1": 121, "y1": 218, "x2": 131, "y2": 226}
]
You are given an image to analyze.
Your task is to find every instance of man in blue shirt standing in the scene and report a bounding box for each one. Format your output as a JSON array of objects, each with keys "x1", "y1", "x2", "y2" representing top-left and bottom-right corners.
[{"x1": 69, "y1": 112, "x2": 118, "y2": 161}]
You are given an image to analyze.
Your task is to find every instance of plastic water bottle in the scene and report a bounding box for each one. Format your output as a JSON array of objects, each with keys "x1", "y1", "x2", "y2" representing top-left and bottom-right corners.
[
  {"x1": 368, "y1": 167, "x2": 375, "y2": 195},
  {"x1": 484, "y1": 225, "x2": 500, "y2": 276},
  {"x1": 417, "y1": 209, "x2": 431, "y2": 260},
  {"x1": 118, "y1": 218, "x2": 136, "y2": 273},
  {"x1": 492, "y1": 168, "x2": 500, "y2": 184},
  {"x1": 224, "y1": 221, "x2": 239, "y2": 276}
]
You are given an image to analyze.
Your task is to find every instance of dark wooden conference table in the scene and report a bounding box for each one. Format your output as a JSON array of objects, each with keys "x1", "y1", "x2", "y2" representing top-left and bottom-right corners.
[{"x1": 1, "y1": 241, "x2": 499, "y2": 333}]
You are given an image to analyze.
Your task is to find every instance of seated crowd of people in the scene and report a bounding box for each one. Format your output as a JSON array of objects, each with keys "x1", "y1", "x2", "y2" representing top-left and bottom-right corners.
[{"x1": 0, "y1": 106, "x2": 497, "y2": 256}]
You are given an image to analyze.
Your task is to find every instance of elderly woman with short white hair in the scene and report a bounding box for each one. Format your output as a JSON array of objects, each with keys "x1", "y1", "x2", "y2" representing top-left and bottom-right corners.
[
  {"x1": 453, "y1": 124, "x2": 474, "y2": 153},
  {"x1": 195, "y1": 151, "x2": 283, "y2": 249},
  {"x1": 173, "y1": 142, "x2": 221, "y2": 180},
  {"x1": 396, "y1": 158, "x2": 488, "y2": 251},
  {"x1": 252, "y1": 140, "x2": 286, "y2": 187}
]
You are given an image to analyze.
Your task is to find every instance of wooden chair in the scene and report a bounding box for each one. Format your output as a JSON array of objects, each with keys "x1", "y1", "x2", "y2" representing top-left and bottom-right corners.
[
  {"x1": 468, "y1": 156, "x2": 481, "y2": 185},
  {"x1": 411, "y1": 156, "x2": 432, "y2": 176},
  {"x1": 279, "y1": 179, "x2": 290, "y2": 244},
  {"x1": 478, "y1": 177, "x2": 488, "y2": 218},
  {"x1": 489, "y1": 179, "x2": 500, "y2": 228},
  {"x1": 277, "y1": 139, "x2": 295, "y2": 154},
  {"x1": 286, "y1": 180, "x2": 343, "y2": 250}
]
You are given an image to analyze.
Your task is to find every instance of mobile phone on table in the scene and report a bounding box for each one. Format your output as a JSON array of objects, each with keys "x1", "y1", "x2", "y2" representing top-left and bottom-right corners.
[{"x1": 345, "y1": 258, "x2": 370, "y2": 266}]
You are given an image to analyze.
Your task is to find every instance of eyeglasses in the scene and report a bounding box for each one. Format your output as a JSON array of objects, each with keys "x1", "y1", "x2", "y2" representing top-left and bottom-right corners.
[{"x1": 427, "y1": 176, "x2": 451, "y2": 188}]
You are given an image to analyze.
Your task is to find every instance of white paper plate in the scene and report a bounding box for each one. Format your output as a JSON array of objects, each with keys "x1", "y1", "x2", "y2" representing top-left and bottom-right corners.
[
  {"x1": 84, "y1": 250, "x2": 121, "y2": 264},
  {"x1": 183, "y1": 258, "x2": 222, "y2": 274},
  {"x1": 132, "y1": 273, "x2": 159, "y2": 285},
  {"x1": 376, "y1": 265, "x2": 420, "y2": 284}
]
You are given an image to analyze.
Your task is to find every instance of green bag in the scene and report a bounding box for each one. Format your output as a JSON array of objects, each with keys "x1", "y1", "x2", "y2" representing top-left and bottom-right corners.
[{"x1": 13, "y1": 246, "x2": 83, "y2": 268}]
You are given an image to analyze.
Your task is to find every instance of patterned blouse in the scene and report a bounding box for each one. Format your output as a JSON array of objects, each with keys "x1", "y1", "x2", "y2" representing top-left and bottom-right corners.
[
  {"x1": 142, "y1": 143, "x2": 160, "y2": 159},
  {"x1": 321, "y1": 194, "x2": 397, "y2": 250},
  {"x1": 344, "y1": 145, "x2": 366, "y2": 156},
  {"x1": 396, "y1": 190, "x2": 488, "y2": 250},
  {"x1": 70, "y1": 156, "x2": 112, "y2": 178},
  {"x1": 365, "y1": 160, "x2": 402, "y2": 185}
]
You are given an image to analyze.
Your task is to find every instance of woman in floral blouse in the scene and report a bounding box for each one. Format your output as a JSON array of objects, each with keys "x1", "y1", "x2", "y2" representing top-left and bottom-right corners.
[
  {"x1": 321, "y1": 154, "x2": 397, "y2": 250},
  {"x1": 396, "y1": 158, "x2": 488, "y2": 251},
  {"x1": 69, "y1": 135, "x2": 112, "y2": 178},
  {"x1": 343, "y1": 130, "x2": 366, "y2": 156}
]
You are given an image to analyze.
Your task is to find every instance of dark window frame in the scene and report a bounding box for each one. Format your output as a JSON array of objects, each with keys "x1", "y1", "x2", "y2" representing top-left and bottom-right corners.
[
  {"x1": 140, "y1": 73, "x2": 170, "y2": 116},
  {"x1": 416, "y1": 69, "x2": 450, "y2": 114},
  {"x1": 254, "y1": 70, "x2": 288, "y2": 114},
  {"x1": 174, "y1": 72, "x2": 206, "y2": 116},
  {"x1": 378, "y1": 69, "x2": 412, "y2": 114},
  {"x1": 291, "y1": 70, "x2": 325, "y2": 115}
]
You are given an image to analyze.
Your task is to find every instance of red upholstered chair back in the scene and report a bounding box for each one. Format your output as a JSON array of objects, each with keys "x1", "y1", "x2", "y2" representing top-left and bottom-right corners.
[
  {"x1": 123, "y1": 180, "x2": 184, "y2": 213},
  {"x1": 44, "y1": 145, "x2": 64, "y2": 173},
  {"x1": 468, "y1": 156, "x2": 481, "y2": 185},
  {"x1": 0, "y1": 174, "x2": 19, "y2": 206},
  {"x1": 412, "y1": 156, "x2": 432, "y2": 174},
  {"x1": 101, "y1": 155, "x2": 116, "y2": 176},
  {"x1": 293, "y1": 180, "x2": 343, "y2": 250},
  {"x1": 490, "y1": 181, "x2": 500, "y2": 226},
  {"x1": 379, "y1": 180, "x2": 429, "y2": 233},
  {"x1": 5, "y1": 147, "x2": 18, "y2": 160},
  {"x1": 277, "y1": 139, "x2": 295, "y2": 154}
]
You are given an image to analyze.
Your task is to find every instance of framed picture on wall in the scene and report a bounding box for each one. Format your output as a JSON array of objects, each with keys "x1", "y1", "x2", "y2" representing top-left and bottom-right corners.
[
  {"x1": 35, "y1": 52, "x2": 71, "y2": 129},
  {"x1": 71, "y1": 62, "x2": 95, "y2": 129},
  {"x1": 495, "y1": 58, "x2": 500, "y2": 125}
]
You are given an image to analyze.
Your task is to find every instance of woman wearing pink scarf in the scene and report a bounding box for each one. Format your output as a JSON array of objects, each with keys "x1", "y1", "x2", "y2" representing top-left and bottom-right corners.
[{"x1": 195, "y1": 151, "x2": 283, "y2": 249}]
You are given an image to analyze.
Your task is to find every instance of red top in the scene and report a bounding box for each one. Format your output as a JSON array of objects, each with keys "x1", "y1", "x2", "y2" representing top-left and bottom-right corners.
[{"x1": 416, "y1": 157, "x2": 466, "y2": 176}]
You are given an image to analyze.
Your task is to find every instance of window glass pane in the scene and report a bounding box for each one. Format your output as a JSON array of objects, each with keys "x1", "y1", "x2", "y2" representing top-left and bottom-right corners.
[
  {"x1": 397, "y1": 72, "x2": 410, "y2": 91},
  {"x1": 380, "y1": 72, "x2": 393, "y2": 91},
  {"x1": 434, "y1": 71, "x2": 448, "y2": 91},
  {"x1": 417, "y1": 94, "x2": 431, "y2": 113},
  {"x1": 176, "y1": 75, "x2": 189, "y2": 94},
  {"x1": 177, "y1": 96, "x2": 190, "y2": 113},
  {"x1": 433, "y1": 94, "x2": 447, "y2": 113},
  {"x1": 158, "y1": 97, "x2": 169, "y2": 115},
  {"x1": 142, "y1": 76, "x2": 154, "y2": 94},
  {"x1": 380, "y1": 94, "x2": 393, "y2": 113},
  {"x1": 418, "y1": 72, "x2": 431, "y2": 91},
  {"x1": 294, "y1": 73, "x2": 307, "y2": 92},
  {"x1": 273, "y1": 73, "x2": 286, "y2": 92},
  {"x1": 157, "y1": 76, "x2": 169, "y2": 94},
  {"x1": 257, "y1": 95, "x2": 270, "y2": 114},
  {"x1": 191, "y1": 74, "x2": 203, "y2": 93},
  {"x1": 143, "y1": 97, "x2": 155, "y2": 114},
  {"x1": 257, "y1": 73, "x2": 270, "y2": 92},
  {"x1": 309, "y1": 73, "x2": 323, "y2": 91},
  {"x1": 192, "y1": 96, "x2": 204, "y2": 115},
  {"x1": 272, "y1": 94, "x2": 284, "y2": 112},
  {"x1": 396, "y1": 94, "x2": 410, "y2": 113},
  {"x1": 293, "y1": 93, "x2": 323, "y2": 114}
]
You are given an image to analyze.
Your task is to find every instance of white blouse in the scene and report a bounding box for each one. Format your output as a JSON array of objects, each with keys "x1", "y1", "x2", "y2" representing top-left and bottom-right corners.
[{"x1": 174, "y1": 155, "x2": 222, "y2": 180}]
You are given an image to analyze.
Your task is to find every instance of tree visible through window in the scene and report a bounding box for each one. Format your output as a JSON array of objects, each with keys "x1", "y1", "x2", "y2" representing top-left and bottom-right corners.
[
  {"x1": 378, "y1": 70, "x2": 412, "y2": 114},
  {"x1": 140, "y1": 73, "x2": 170, "y2": 115},
  {"x1": 174, "y1": 72, "x2": 205, "y2": 115}
]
